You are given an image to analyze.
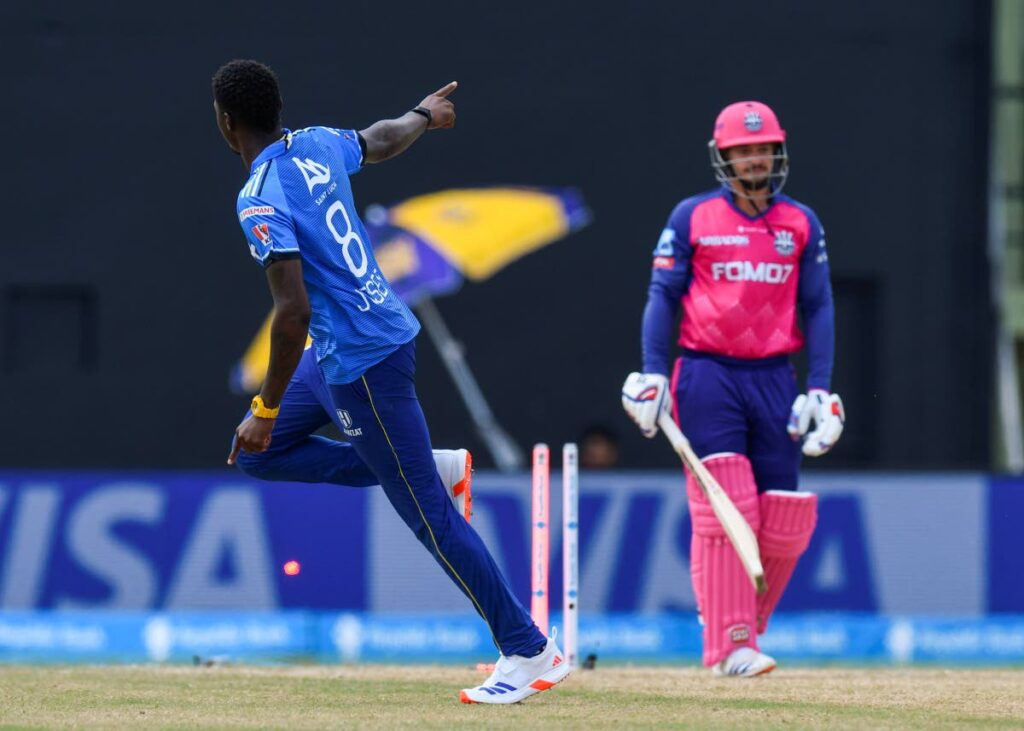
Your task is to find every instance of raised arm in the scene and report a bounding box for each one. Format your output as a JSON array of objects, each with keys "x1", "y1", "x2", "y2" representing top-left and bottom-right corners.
[{"x1": 359, "y1": 81, "x2": 458, "y2": 164}]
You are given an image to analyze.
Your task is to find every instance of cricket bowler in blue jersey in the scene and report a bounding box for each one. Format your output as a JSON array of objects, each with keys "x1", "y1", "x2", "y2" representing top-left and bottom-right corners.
[{"x1": 212, "y1": 60, "x2": 568, "y2": 703}]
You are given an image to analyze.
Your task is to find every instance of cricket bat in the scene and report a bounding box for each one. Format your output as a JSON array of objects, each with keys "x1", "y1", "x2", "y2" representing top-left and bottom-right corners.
[{"x1": 658, "y1": 412, "x2": 768, "y2": 594}]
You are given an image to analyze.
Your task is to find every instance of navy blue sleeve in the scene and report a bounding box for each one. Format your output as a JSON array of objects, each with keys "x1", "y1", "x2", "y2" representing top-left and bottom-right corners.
[
  {"x1": 641, "y1": 202, "x2": 694, "y2": 375},
  {"x1": 796, "y1": 207, "x2": 834, "y2": 390}
]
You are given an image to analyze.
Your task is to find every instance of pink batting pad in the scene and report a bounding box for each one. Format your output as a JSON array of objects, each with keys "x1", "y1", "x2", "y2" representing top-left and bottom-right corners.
[
  {"x1": 756, "y1": 490, "x2": 817, "y2": 634},
  {"x1": 687, "y1": 452, "x2": 761, "y2": 667}
]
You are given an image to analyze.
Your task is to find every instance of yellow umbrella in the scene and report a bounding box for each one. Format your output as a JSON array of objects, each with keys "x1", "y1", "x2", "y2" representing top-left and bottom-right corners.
[{"x1": 388, "y1": 187, "x2": 584, "y2": 280}]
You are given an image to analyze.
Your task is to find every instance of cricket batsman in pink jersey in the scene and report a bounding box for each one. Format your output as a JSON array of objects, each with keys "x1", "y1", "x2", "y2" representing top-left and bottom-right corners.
[{"x1": 622, "y1": 101, "x2": 845, "y2": 676}]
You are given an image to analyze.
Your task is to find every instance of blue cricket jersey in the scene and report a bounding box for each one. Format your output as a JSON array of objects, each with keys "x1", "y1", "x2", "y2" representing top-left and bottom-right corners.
[{"x1": 236, "y1": 127, "x2": 420, "y2": 384}]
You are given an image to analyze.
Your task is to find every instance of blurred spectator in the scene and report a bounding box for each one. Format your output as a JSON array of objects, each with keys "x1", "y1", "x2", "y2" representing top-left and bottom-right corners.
[{"x1": 579, "y1": 425, "x2": 620, "y2": 470}]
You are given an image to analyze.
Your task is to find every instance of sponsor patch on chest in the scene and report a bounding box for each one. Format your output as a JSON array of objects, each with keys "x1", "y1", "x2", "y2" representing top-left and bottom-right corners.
[
  {"x1": 697, "y1": 234, "x2": 749, "y2": 247},
  {"x1": 711, "y1": 260, "x2": 794, "y2": 284}
]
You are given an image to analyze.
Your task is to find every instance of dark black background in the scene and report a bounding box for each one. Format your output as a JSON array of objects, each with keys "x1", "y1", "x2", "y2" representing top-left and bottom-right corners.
[{"x1": 1, "y1": 1, "x2": 992, "y2": 469}]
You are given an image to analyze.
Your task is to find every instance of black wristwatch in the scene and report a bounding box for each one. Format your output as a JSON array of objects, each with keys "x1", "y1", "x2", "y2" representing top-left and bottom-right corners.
[{"x1": 411, "y1": 106, "x2": 432, "y2": 127}]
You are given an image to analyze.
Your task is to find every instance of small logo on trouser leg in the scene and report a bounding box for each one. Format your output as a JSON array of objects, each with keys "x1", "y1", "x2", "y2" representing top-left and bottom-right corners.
[{"x1": 337, "y1": 409, "x2": 363, "y2": 437}]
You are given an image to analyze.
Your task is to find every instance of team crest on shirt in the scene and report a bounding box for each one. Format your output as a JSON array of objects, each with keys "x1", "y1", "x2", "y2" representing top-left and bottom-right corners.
[
  {"x1": 743, "y1": 111, "x2": 763, "y2": 132},
  {"x1": 774, "y1": 229, "x2": 795, "y2": 256},
  {"x1": 293, "y1": 157, "x2": 332, "y2": 194}
]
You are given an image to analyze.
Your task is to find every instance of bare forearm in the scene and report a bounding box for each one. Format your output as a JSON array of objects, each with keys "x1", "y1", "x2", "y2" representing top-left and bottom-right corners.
[
  {"x1": 359, "y1": 82, "x2": 458, "y2": 163},
  {"x1": 260, "y1": 308, "x2": 309, "y2": 407},
  {"x1": 360, "y1": 112, "x2": 428, "y2": 163}
]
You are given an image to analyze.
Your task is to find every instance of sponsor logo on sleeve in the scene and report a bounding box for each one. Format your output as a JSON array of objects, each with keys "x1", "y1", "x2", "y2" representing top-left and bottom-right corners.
[
  {"x1": 239, "y1": 206, "x2": 276, "y2": 221},
  {"x1": 654, "y1": 227, "x2": 675, "y2": 255},
  {"x1": 653, "y1": 256, "x2": 676, "y2": 270},
  {"x1": 251, "y1": 223, "x2": 272, "y2": 246}
]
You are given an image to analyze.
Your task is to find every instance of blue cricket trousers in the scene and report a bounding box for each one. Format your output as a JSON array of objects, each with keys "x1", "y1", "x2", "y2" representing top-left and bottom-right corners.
[
  {"x1": 236, "y1": 341, "x2": 544, "y2": 657},
  {"x1": 671, "y1": 349, "x2": 802, "y2": 492}
]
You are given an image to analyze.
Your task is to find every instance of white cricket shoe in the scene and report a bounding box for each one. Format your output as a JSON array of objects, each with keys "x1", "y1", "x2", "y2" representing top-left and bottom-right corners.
[
  {"x1": 460, "y1": 638, "x2": 570, "y2": 704},
  {"x1": 434, "y1": 448, "x2": 473, "y2": 522},
  {"x1": 711, "y1": 647, "x2": 777, "y2": 678}
]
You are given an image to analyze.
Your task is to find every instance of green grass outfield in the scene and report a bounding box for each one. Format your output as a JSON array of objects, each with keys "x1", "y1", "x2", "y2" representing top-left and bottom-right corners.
[{"x1": 1, "y1": 665, "x2": 1022, "y2": 730}]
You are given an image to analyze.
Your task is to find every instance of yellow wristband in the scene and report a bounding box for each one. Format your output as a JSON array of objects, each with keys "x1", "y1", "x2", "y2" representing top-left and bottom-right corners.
[{"x1": 251, "y1": 395, "x2": 280, "y2": 419}]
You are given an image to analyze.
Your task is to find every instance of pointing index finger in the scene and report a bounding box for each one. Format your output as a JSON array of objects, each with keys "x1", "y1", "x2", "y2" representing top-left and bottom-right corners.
[{"x1": 433, "y1": 81, "x2": 458, "y2": 98}]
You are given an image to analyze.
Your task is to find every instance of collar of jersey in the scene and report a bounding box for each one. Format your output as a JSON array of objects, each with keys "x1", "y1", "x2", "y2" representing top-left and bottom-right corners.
[
  {"x1": 719, "y1": 184, "x2": 780, "y2": 222},
  {"x1": 250, "y1": 129, "x2": 293, "y2": 173}
]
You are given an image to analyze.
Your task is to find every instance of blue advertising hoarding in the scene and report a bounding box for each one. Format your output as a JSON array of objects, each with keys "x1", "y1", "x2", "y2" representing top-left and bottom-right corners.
[
  {"x1": 2, "y1": 465, "x2": 1023, "y2": 664},
  {"x1": 0, "y1": 470, "x2": 1016, "y2": 615}
]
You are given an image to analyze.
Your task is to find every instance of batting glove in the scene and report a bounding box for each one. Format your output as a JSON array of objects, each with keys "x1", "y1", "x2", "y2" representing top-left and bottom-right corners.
[
  {"x1": 787, "y1": 389, "x2": 845, "y2": 457},
  {"x1": 622, "y1": 372, "x2": 671, "y2": 438}
]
